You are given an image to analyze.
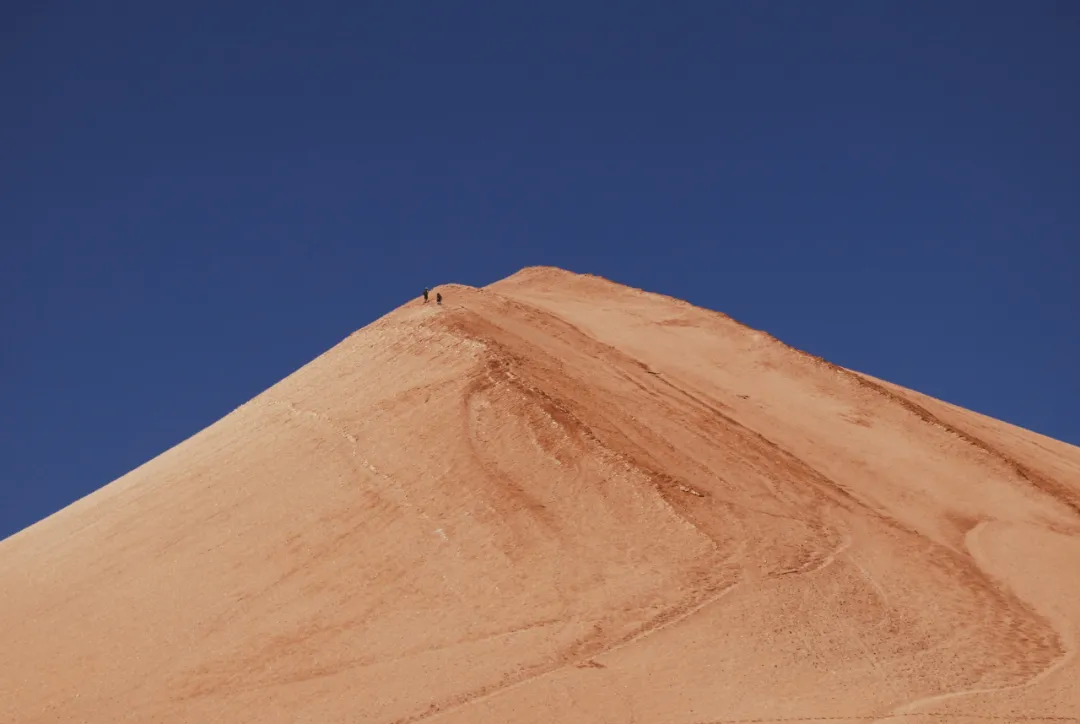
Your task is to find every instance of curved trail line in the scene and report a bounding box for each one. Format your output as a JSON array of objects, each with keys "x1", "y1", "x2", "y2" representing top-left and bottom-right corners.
[
  {"x1": 394, "y1": 533, "x2": 854, "y2": 723},
  {"x1": 867, "y1": 521, "x2": 1077, "y2": 724},
  {"x1": 390, "y1": 579, "x2": 743, "y2": 724}
]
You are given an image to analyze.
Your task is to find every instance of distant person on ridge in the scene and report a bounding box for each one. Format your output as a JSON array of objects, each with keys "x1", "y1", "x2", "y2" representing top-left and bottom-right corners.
[
  {"x1": 436, "y1": 292, "x2": 442, "y2": 305},
  {"x1": 423, "y1": 287, "x2": 430, "y2": 303}
]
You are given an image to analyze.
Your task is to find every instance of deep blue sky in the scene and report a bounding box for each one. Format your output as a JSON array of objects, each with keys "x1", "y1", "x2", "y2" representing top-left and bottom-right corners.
[{"x1": 3, "y1": 2, "x2": 1078, "y2": 540}]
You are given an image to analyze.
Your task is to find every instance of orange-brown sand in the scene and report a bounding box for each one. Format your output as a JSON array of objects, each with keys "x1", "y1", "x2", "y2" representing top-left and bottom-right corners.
[{"x1": 3, "y1": 266, "x2": 1078, "y2": 723}]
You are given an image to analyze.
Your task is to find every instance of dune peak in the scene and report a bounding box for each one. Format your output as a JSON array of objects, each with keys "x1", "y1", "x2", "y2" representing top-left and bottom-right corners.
[{"x1": 3, "y1": 271, "x2": 1079, "y2": 723}]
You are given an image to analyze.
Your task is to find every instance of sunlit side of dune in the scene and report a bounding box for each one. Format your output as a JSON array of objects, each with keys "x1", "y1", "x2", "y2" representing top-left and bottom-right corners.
[{"x1": 2, "y1": 266, "x2": 1077, "y2": 723}]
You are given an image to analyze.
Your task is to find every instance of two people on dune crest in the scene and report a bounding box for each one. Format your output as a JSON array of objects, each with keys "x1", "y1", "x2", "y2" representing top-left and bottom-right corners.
[{"x1": 422, "y1": 288, "x2": 442, "y2": 305}]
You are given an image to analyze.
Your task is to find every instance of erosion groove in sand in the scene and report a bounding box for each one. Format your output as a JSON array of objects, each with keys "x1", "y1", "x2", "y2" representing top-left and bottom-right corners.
[{"x1": 2, "y1": 265, "x2": 1078, "y2": 723}]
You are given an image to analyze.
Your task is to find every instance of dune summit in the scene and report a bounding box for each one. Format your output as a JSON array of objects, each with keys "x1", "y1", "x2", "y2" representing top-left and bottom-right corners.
[{"x1": 2, "y1": 266, "x2": 1079, "y2": 723}]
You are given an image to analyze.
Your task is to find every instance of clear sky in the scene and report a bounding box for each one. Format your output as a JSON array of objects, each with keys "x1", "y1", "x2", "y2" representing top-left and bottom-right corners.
[{"x1": 2, "y1": 2, "x2": 1077, "y2": 540}]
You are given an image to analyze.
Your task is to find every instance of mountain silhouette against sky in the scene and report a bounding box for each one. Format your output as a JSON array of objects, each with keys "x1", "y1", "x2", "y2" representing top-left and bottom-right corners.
[{"x1": 3, "y1": 266, "x2": 1078, "y2": 723}]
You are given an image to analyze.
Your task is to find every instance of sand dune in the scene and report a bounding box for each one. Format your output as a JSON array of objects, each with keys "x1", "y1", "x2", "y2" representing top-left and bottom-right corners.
[{"x1": 2, "y1": 265, "x2": 1078, "y2": 723}]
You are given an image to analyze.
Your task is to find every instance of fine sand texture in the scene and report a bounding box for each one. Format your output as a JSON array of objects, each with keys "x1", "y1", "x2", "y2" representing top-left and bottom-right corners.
[{"x1": 2, "y1": 266, "x2": 1078, "y2": 723}]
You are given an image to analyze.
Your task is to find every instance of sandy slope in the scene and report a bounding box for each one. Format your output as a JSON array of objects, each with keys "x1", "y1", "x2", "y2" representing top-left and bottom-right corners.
[{"x1": 2, "y1": 266, "x2": 1078, "y2": 723}]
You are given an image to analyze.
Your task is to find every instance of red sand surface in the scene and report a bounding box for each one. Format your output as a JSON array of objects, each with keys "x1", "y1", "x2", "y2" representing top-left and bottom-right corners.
[{"x1": 3, "y1": 266, "x2": 1078, "y2": 723}]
